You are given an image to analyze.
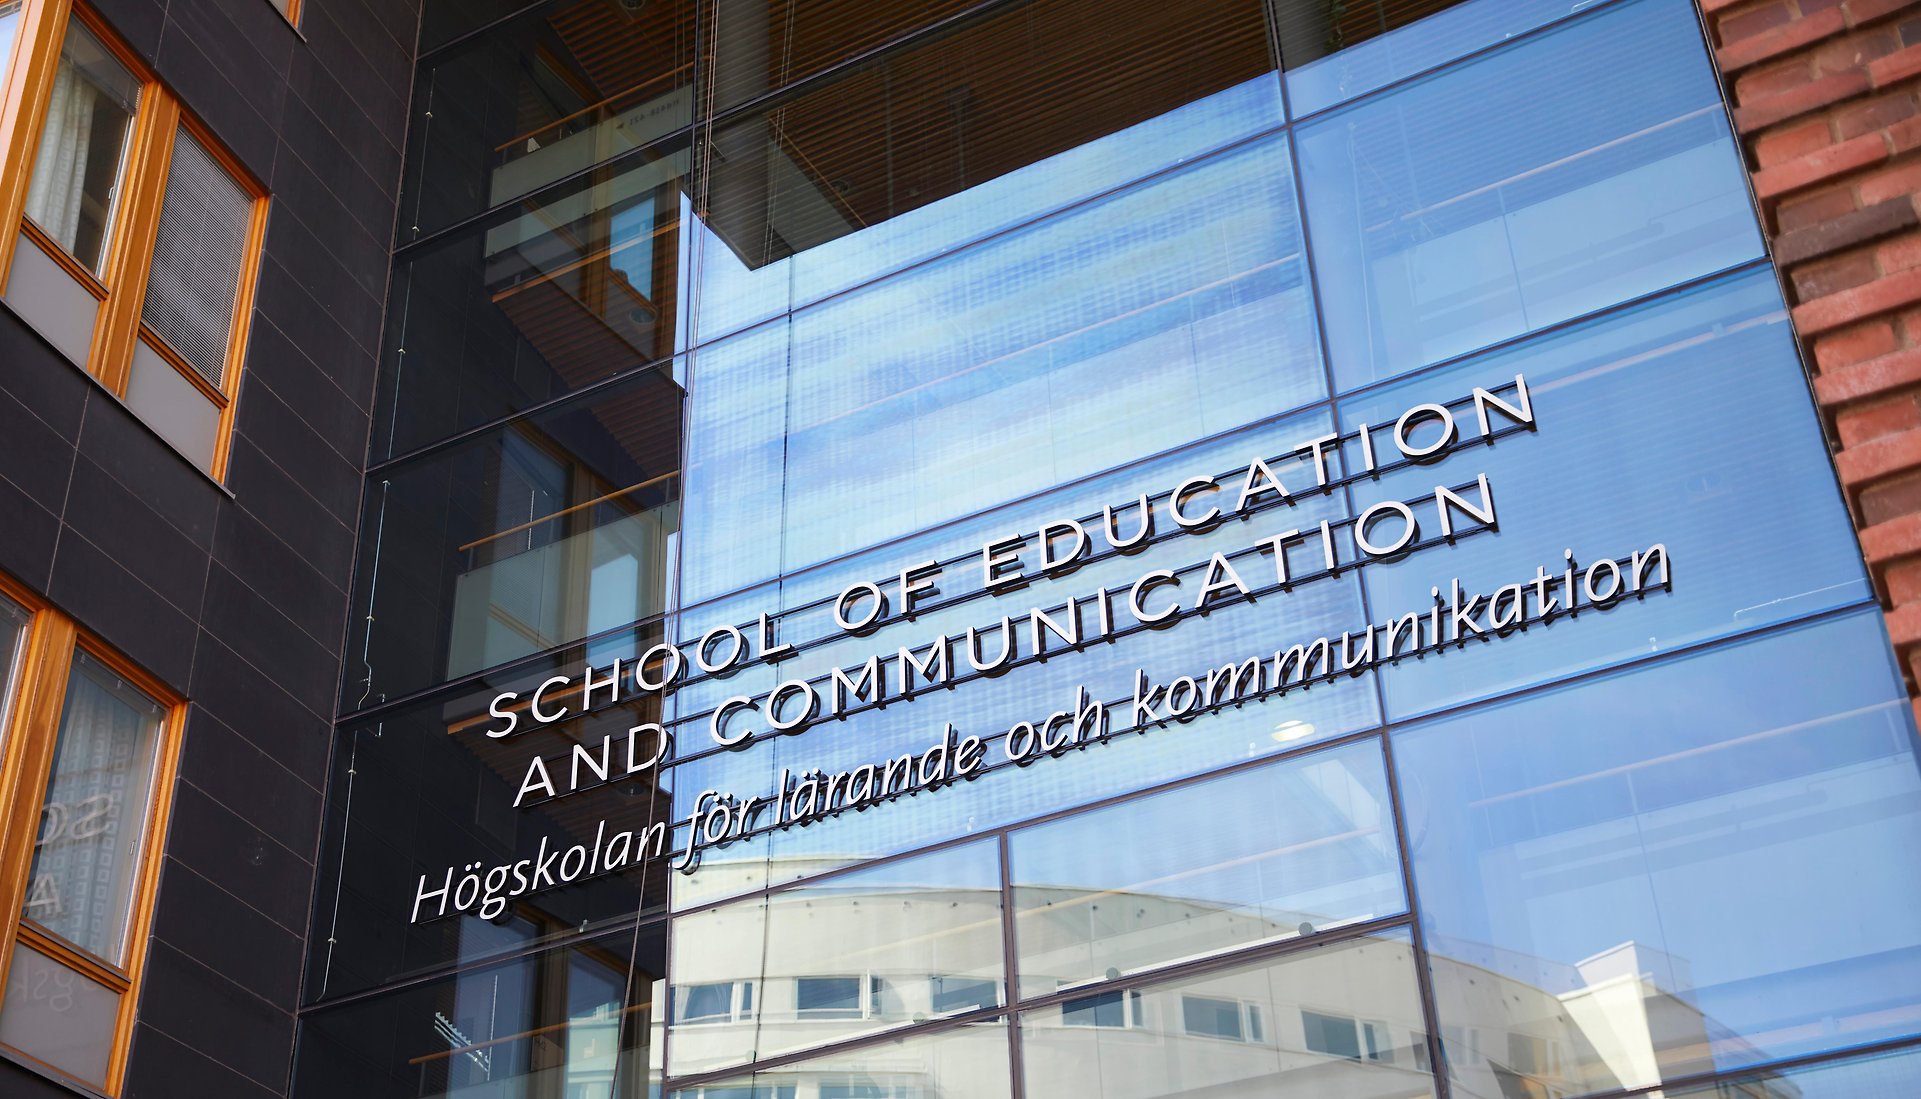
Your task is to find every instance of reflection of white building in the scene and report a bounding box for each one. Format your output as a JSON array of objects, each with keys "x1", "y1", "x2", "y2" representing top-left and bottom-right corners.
[
  {"x1": 664, "y1": 871, "x2": 1801, "y2": 1099},
  {"x1": 1433, "y1": 938, "x2": 1795, "y2": 1099}
]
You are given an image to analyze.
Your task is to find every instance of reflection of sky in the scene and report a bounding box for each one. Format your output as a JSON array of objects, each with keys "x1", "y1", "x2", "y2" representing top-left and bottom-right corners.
[
  {"x1": 1672, "y1": 1046, "x2": 1921, "y2": 1099},
  {"x1": 676, "y1": 402, "x2": 1352, "y2": 717},
  {"x1": 1401, "y1": 610, "x2": 1921, "y2": 1074},
  {"x1": 671, "y1": 404, "x2": 1390, "y2": 907},
  {"x1": 1008, "y1": 738, "x2": 1402, "y2": 922},
  {"x1": 1285, "y1": 0, "x2": 1591, "y2": 116},
  {"x1": 683, "y1": 126, "x2": 1322, "y2": 606},
  {"x1": 689, "y1": 74, "x2": 1284, "y2": 342},
  {"x1": 1344, "y1": 268, "x2": 1869, "y2": 718},
  {"x1": 1297, "y1": 0, "x2": 1762, "y2": 390}
]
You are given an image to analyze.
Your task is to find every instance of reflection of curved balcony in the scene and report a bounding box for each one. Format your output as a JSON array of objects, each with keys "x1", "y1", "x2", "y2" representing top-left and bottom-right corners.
[
  {"x1": 449, "y1": 482, "x2": 677, "y2": 680},
  {"x1": 484, "y1": 156, "x2": 684, "y2": 378},
  {"x1": 491, "y1": 76, "x2": 693, "y2": 208},
  {"x1": 348, "y1": 349, "x2": 683, "y2": 703}
]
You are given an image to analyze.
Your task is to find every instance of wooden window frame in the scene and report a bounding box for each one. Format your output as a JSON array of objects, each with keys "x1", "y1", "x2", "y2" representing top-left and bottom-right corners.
[
  {"x1": 0, "y1": 571, "x2": 186, "y2": 1096},
  {"x1": 0, "y1": 0, "x2": 270, "y2": 482}
]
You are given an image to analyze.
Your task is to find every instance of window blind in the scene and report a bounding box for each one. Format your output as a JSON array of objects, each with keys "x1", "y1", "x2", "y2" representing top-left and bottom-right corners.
[{"x1": 141, "y1": 130, "x2": 249, "y2": 390}]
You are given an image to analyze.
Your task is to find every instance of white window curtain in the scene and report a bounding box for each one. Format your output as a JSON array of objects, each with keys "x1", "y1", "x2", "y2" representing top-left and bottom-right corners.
[
  {"x1": 24, "y1": 58, "x2": 96, "y2": 255},
  {"x1": 23, "y1": 654, "x2": 161, "y2": 965},
  {"x1": 22, "y1": 19, "x2": 140, "y2": 275}
]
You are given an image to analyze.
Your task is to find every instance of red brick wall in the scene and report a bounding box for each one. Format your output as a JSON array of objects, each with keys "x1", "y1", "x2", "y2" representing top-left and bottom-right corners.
[{"x1": 1706, "y1": 0, "x2": 1921, "y2": 695}]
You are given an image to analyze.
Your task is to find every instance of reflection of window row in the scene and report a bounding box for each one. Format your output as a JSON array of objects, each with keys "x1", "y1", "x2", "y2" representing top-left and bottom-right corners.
[
  {"x1": 1056, "y1": 984, "x2": 1428, "y2": 1068},
  {"x1": 676, "y1": 1084, "x2": 914, "y2": 1099},
  {"x1": 675, "y1": 971, "x2": 1429, "y2": 1059},
  {"x1": 677, "y1": 974, "x2": 1000, "y2": 1026}
]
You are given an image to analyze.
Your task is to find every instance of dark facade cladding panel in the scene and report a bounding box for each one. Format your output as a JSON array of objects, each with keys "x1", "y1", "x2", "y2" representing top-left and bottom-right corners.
[
  {"x1": 61, "y1": 456, "x2": 211, "y2": 618},
  {"x1": 258, "y1": 209, "x2": 390, "y2": 361},
  {"x1": 189, "y1": 631, "x2": 336, "y2": 781},
  {"x1": 242, "y1": 314, "x2": 374, "y2": 439},
  {"x1": 0, "y1": 369, "x2": 80, "y2": 512},
  {"x1": 221, "y1": 433, "x2": 362, "y2": 584},
  {"x1": 71, "y1": 390, "x2": 225, "y2": 548},
  {"x1": 163, "y1": 779, "x2": 318, "y2": 939},
  {"x1": 299, "y1": 0, "x2": 414, "y2": 110},
  {"x1": 67, "y1": 446, "x2": 215, "y2": 553},
  {"x1": 119, "y1": 1026, "x2": 284, "y2": 1099},
  {"x1": 149, "y1": 28, "x2": 281, "y2": 184},
  {"x1": 251, "y1": 250, "x2": 383, "y2": 376},
  {"x1": 212, "y1": 511, "x2": 352, "y2": 657},
  {"x1": 146, "y1": 854, "x2": 306, "y2": 1013},
  {"x1": 284, "y1": 31, "x2": 409, "y2": 164},
  {"x1": 258, "y1": 168, "x2": 391, "y2": 307},
  {"x1": 0, "y1": 309, "x2": 89, "y2": 436},
  {"x1": 174, "y1": 708, "x2": 326, "y2": 862},
  {"x1": 198, "y1": 564, "x2": 349, "y2": 718},
  {"x1": 0, "y1": 480, "x2": 59, "y2": 593},
  {"x1": 230, "y1": 374, "x2": 366, "y2": 525},
  {"x1": 162, "y1": 0, "x2": 298, "y2": 125},
  {"x1": 278, "y1": 75, "x2": 404, "y2": 205},
  {"x1": 267, "y1": 148, "x2": 396, "y2": 278},
  {"x1": 83, "y1": 0, "x2": 163, "y2": 60},
  {"x1": 134, "y1": 938, "x2": 295, "y2": 1091},
  {"x1": 47, "y1": 533, "x2": 199, "y2": 691},
  {"x1": 0, "y1": 1056, "x2": 94, "y2": 1099},
  {"x1": 0, "y1": 0, "x2": 420, "y2": 1094}
]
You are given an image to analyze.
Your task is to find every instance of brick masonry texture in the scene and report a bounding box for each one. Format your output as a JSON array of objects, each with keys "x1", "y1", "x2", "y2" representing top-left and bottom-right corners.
[{"x1": 1708, "y1": 0, "x2": 1921, "y2": 689}]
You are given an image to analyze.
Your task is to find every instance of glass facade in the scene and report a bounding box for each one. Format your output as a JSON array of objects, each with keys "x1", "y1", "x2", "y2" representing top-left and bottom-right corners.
[{"x1": 297, "y1": 0, "x2": 1921, "y2": 1097}]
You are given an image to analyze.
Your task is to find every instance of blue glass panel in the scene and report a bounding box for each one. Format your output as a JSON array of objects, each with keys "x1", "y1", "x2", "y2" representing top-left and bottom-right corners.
[
  {"x1": 1340, "y1": 269, "x2": 1869, "y2": 719},
  {"x1": 1396, "y1": 611, "x2": 1921, "y2": 1095},
  {"x1": 692, "y1": 74, "x2": 1284, "y2": 344},
  {"x1": 680, "y1": 321, "x2": 791, "y2": 605},
  {"x1": 667, "y1": 403, "x2": 1381, "y2": 908},
  {"x1": 682, "y1": 131, "x2": 1324, "y2": 607},
  {"x1": 1296, "y1": 0, "x2": 1763, "y2": 391},
  {"x1": 1669, "y1": 1044, "x2": 1921, "y2": 1099},
  {"x1": 1285, "y1": 0, "x2": 1593, "y2": 117},
  {"x1": 1009, "y1": 738, "x2": 1406, "y2": 998}
]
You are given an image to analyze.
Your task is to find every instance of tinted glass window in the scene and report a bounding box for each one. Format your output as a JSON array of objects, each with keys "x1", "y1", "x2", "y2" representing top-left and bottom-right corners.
[
  {"x1": 1397, "y1": 612, "x2": 1921, "y2": 1096},
  {"x1": 403, "y1": 0, "x2": 695, "y2": 242},
  {"x1": 1343, "y1": 268, "x2": 1868, "y2": 718},
  {"x1": 1297, "y1": 0, "x2": 1759, "y2": 391},
  {"x1": 1010, "y1": 738, "x2": 1404, "y2": 998}
]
